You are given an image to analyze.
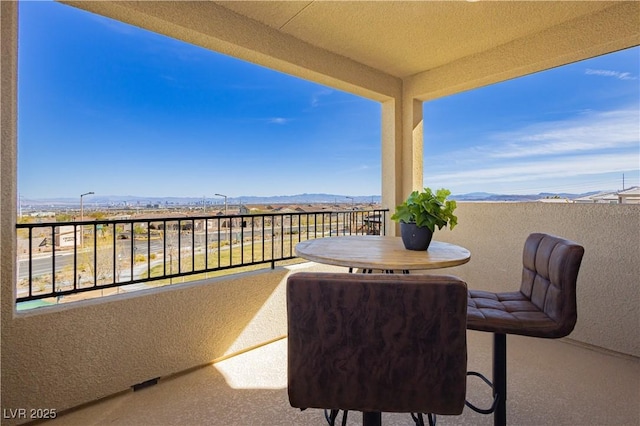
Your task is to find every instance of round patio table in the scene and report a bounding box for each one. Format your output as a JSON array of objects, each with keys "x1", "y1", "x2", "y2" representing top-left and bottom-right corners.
[{"x1": 295, "y1": 235, "x2": 471, "y2": 272}]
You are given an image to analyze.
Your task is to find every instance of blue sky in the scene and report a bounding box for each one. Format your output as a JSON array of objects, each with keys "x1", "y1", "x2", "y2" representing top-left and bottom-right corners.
[{"x1": 17, "y1": 1, "x2": 639, "y2": 200}]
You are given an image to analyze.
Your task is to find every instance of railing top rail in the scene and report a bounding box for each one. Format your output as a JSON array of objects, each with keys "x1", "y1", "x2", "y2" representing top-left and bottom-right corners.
[{"x1": 16, "y1": 209, "x2": 389, "y2": 228}]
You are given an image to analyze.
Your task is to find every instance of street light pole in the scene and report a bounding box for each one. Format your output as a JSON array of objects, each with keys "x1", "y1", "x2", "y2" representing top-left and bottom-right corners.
[
  {"x1": 80, "y1": 191, "x2": 94, "y2": 247},
  {"x1": 214, "y1": 193, "x2": 228, "y2": 215},
  {"x1": 345, "y1": 196, "x2": 354, "y2": 209}
]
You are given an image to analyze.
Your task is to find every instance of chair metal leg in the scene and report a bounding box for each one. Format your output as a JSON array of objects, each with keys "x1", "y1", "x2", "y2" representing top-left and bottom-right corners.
[
  {"x1": 363, "y1": 411, "x2": 381, "y2": 426},
  {"x1": 493, "y1": 333, "x2": 506, "y2": 426},
  {"x1": 410, "y1": 413, "x2": 424, "y2": 426},
  {"x1": 325, "y1": 409, "x2": 339, "y2": 426}
]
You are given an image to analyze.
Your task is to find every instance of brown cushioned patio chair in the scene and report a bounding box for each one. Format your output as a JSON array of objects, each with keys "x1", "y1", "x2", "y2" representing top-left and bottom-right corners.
[
  {"x1": 467, "y1": 232, "x2": 585, "y2": 426},
  {"x1": 287, "y1": 272, "x2": 468, "y2": 426}
]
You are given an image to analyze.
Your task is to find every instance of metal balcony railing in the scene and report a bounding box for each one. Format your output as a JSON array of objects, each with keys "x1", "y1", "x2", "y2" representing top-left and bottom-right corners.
[{"x1": 15, "y1": 209, "x2": 388, "y2": 304}]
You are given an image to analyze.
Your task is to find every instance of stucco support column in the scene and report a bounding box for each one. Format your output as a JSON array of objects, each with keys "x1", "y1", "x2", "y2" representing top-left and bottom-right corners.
[
  {"x1": 381, "y1": 96, "x2": 423, "y2": 236},
  {"x1": 403, "y1": 97, "x2": 423, "y2": 196},
  {"x1": 1, "y1": 0, "x2": 17, "y2": 322}
]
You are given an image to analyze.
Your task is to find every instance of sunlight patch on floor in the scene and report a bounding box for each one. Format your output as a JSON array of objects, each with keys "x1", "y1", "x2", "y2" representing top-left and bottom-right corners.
[{"x1": 214, "y1": 338, "x2": 289, "y2": 390}]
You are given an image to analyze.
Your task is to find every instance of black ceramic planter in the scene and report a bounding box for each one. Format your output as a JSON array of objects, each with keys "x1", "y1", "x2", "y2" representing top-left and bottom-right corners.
[{"x1": 400, "y1": 222, "x2": 433, "y2": 251}]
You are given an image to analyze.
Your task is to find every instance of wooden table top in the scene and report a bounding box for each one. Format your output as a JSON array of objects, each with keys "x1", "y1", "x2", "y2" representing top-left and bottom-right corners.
[{"x1": 295, "y1": 235, "x2": 470, "y2": 271}]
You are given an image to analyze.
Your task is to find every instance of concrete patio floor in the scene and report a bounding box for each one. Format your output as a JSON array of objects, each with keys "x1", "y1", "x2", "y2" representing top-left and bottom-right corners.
[{"x1": 44, "y1": 331, "x2": 638, "y2": 426}]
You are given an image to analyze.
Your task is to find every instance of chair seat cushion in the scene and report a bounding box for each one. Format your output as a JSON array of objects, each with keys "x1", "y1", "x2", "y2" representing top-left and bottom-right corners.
[{"x1": 467, "y1": 290, "x2": 563, "y2": 338}]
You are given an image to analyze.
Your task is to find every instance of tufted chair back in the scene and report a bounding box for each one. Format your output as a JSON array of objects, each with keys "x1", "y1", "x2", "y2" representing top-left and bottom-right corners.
[
  {"x1": 467, "y1": 233, "x2": 585, "y2": 339},
  {"x1": 520, "y1": 233, "x2": 585, "y2": 337}
]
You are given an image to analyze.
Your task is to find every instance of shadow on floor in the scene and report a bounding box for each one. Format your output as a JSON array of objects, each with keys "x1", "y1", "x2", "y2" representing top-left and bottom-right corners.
[{"x1": 44, "y1": 332, "x2": 639, "y2": 426}]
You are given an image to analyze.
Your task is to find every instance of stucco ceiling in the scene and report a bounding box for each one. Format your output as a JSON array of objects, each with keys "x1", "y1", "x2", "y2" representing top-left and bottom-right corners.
[
  {"x1": 63, "y1": 0, "x2": 639, "y2": 100},
  {"x1": 213, "y1": 1, "x2": 622, "y2": 78}
]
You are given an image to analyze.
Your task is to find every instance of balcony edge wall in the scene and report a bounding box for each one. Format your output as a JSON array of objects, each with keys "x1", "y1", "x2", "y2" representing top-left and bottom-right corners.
[
  {"x1": 0, "y1": 262, "x2": 342, "y2": 424},
  {"x1": 433, "y1": 202, "x2": 640, "y2": 359}
]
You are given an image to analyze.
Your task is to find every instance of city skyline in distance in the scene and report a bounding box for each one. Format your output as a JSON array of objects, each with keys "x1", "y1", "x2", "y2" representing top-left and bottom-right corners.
[
  {"x1": 20, "y1": 188, "x2": 629, "y2": 210},
  {"x1": 17, "y1": 2, "x2": 640, "y2": 200}
]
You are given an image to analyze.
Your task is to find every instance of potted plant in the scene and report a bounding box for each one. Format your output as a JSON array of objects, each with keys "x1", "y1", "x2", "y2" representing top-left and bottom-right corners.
[{"x1": 391, "y1": 187, "x2": 458, "y2": 250}]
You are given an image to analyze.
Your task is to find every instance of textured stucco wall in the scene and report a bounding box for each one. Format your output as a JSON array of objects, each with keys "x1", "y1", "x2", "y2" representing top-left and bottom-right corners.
[{"x1": 433, "y1": 202, "x2": 640, "y2": 358}]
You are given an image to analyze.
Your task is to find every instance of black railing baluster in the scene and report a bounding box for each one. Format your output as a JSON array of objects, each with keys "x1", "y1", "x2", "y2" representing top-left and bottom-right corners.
[
  {"x1": 147, "y1": 221, "x2": 151, "y2": 279},
  {"x1": 217, "y1": 218, "x2": 221, "y2": 269},
  {"x1": 251, "y1": 217, "x2": 255, "y2": 263},
  {"x1": 130, "y1": 222, "x2": 134, "y2": 282},
  {"x1": 240, "y1": 216, "x2": 244, "y2": 265},
  {"x1": 112, "y1": 224, "x2": 117, "y2": 284},
  {"x1": 261, "y1": 215, "x2": 265, "y2": 262},
  {"x1": 331, "y1": 212, "x2": 334, "y2": 236},
  {"x1": 51, "y1": 225, "x2": 56, "y2": 295},
  {"x1": 73, "y1": 224, "x2": 78, "y2": 291},
  {"x1": 305, "y1": 213, "x2": 309, "y2": 238},
  {"x1": 313, "y1": 214, "x2": 317, "y2": 238},
  {"x1": 28, "y1": 227, "x2": 33, "y2": 298},
  {"x1": 191, "y1": 219, "x2": 195, "y2": 272},
  {"x1": 229, "y1": 217, "x2": 233, "y2": 266},
  {"x1": 205, "y1": 219, "x2": 209, "y2": 269},
  {"x1": 271, "y1": 215, "x2": 275, "y2": 261},
  {"x1": 280, "y1": 215, "x2": 284, "y2": 258},
  {"x1": 289, "y1": 214, "x2": 293, "y2": 257},
  {"x1": 163, "y1": 220, "x2": 167, "y2": 277},
  {"x1": 178, "y1": 220, "x2": 182, "y2": 274}
]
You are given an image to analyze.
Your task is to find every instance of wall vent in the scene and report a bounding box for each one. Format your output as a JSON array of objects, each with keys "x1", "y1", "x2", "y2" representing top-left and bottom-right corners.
[{"x1": 132, "y1": 377, "x2": 160, "y2": 392}]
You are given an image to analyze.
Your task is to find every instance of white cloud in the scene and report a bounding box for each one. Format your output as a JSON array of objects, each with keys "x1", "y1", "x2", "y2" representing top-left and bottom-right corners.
[
  {"x1": 431, "y1": 152, "x2": 638, "y2": 185},
  {"x1": 267, "y1": 117, "x2": 290, "y2": 125},
  {"x1": 585, "y1": 68, "x2": 637, "y2": 80},
  {"x1": 489, "y1": 108, "x2": 639, "y2": 158},
  {"x1": 310, "y1": 89, "x2": 334, "y2": 108}
]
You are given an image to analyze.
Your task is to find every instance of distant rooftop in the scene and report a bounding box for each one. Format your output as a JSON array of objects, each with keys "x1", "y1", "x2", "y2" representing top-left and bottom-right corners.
[{"x1": 573, "y1": 186, "x2": 640, "y2": 204}]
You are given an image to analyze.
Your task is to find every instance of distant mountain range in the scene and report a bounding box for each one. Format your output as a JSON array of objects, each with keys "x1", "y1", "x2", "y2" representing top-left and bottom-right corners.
[
  {"x1": 21, "y1": 193, "x2": 378, "y2": 207},
  {"x1": 450, "y1": 191, "x2": 602, "y2": 202},
  {"x1": 21, "y1": 191, "x2": 604, "y2": 207}
]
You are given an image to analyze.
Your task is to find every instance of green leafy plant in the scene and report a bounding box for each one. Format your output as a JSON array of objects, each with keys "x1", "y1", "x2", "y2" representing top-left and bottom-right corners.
[{"x1": 391, "y1": 187, "x2": 458, "y2": 232}]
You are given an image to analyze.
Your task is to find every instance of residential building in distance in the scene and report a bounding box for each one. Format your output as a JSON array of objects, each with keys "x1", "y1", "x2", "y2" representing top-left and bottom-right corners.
[{"x1": 574, "y1": 186, "x2": 640, "y2": 204}]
